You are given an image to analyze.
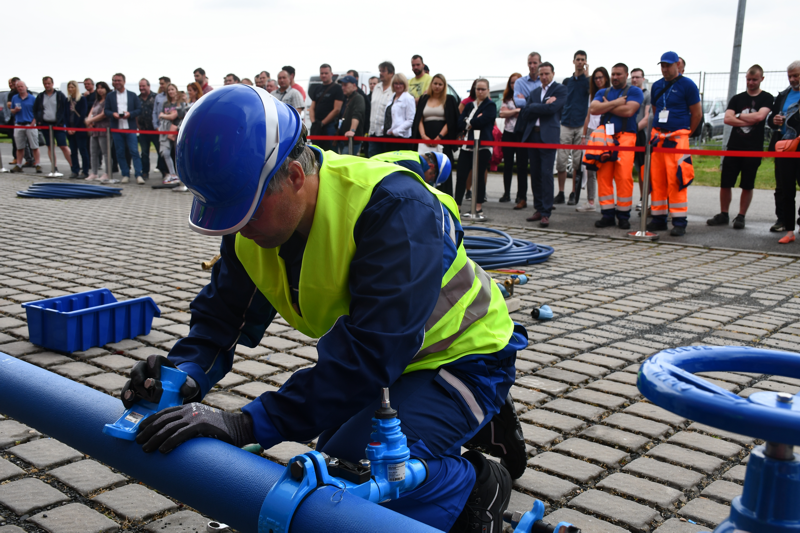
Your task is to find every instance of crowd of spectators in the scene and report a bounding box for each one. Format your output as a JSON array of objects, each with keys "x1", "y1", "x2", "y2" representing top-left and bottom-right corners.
[{"x1": 3, "y1": 57, "x2": 799, "y2": 238}]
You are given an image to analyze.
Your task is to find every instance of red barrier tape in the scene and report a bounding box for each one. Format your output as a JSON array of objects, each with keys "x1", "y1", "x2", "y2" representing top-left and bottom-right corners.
[
  {"x1": 0, "y1": 124, "x2": 176, "y2": 135},
  {"x1": 2, "y1": 124, "x2": 795, "y2": 157}
]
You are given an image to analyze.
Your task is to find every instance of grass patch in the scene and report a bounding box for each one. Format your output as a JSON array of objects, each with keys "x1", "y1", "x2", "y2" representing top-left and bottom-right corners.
[{"x1": 691, "y1": 153, "x2": 775, "y2": 190}]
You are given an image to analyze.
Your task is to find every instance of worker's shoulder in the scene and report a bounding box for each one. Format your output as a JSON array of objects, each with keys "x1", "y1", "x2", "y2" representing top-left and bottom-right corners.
[{"x1": 370, "y1": 171, "x2": 439, "y2": 209}]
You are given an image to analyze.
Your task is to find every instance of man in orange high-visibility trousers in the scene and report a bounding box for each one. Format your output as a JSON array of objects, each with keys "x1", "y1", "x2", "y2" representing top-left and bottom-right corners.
[
  {"x1": 585, "y1": 63, "x2": 643, "y2": 230},
  {"x1": 646, "y1": 52, "x2": 703, "y2": 237}
]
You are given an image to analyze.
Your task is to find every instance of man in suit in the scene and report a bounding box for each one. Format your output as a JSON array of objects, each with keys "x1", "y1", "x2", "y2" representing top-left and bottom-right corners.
[
  {"x1": 104, "y1": 73, "x2": 143, "y2": 184},
  {"x1": 520, "y1": 62, "x2": 567, "y2": 227}
]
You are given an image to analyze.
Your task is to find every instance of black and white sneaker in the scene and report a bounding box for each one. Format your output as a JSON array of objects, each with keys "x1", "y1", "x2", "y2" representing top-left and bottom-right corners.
[
  {"x1": 464, "y1": 393, "x2": 527, "y2": 479},
  {"x1": 453, "y1": 450, "x2": 512, "y2": 533}
]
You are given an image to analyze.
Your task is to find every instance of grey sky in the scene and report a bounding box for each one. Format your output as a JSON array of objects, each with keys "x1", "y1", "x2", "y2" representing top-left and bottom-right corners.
[{"x1": 12, "y1": 0, "x2": 797, "y2": 94}]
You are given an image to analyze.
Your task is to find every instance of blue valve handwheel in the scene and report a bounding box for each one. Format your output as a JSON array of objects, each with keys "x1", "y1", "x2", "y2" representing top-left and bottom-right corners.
[{"x1": 638, "y1": 346, "x2": 800, "y2": 445}]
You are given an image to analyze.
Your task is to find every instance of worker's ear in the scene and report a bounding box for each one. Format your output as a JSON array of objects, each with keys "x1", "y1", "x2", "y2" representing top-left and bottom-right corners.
[{"x1": 285, "y1": 160, "x2": 306, "y2": 193}]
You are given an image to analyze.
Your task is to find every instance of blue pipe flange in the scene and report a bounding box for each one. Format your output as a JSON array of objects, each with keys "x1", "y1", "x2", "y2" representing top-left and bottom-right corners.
[
  {"x1": 639, "y1": 346, "x2": 800, "y2": 533},
  {"x1": 258, "y1": 451, "x2": 345, "y2": 533}
]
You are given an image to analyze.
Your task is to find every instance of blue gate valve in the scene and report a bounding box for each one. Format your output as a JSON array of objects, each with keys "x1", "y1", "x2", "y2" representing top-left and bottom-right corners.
[
  {"x1": 258, "y1": 388, "x2": 429, "y2": 533},
  {"x1": 103, "y1": 365, "x2": 187, "y2": 440},
  {"x1": 638, "y1": 346, "x2": 800, "y2": 533}
]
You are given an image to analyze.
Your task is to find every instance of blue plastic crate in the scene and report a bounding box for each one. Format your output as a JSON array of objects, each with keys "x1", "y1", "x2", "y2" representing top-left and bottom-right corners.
[{"x1": 22, "y1": 288, "x2": 161, "y2": 353}]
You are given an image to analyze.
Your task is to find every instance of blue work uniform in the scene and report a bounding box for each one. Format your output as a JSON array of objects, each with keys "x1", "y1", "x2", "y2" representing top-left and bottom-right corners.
[
  {"x1": 168, "y1": 148, "x2": 524, "y2": 531},
  {"x1": 650, "y1": 75, "x2": 700, "y2": 132}
]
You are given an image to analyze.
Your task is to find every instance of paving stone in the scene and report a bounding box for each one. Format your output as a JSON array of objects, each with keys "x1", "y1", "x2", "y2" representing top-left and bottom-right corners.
[
  {"x1": 0, "y1": 478, "x2": 69, "y2": 515},
  {"x1": 0, "y1": 420, "x2": 39, "y2": 447},
  {"x1": 553, "y1": 438, "x2": 630, "y2": 467},
  {"x1": 90, "y1": 354, "x2": 137, "y2": 372},
  {"x1": 263, "y1": 441, "x2": 314, "y2": 464},
  {"x1": 232, "y1": 360, "x2": 280, "y2": 378},
  {"x1": 623, "y1": 458, "x2": 705, "y2": 490},
  {"x1": 214, "y1": 372, "x2": 250, "y2": 389},
  {"x1": 597, "y1": 473, "x2": 684, "y2": 510},
  {"x1": 232, "y1": 381, "x2": 279, "y2": 398},
  {"x1": 144, "y1": 510, "x2": 209, "y2": 532},
  {"x1": 530, "y1": 343, "x2": 577, "y2": 357},
  {"x1": 722, "y1": 464, "x2": 747, "y2": 483},
  {"x1": 543, "y1": 508, "x2": 628, "y2": 533},
  {"x1": 604, "y1": 371, "x2": 639, "y2": 385},
  {"x1": 521, "y1": 410, "x2": 586, "y2": 434},
  {"x1": 18, "y1": 352, "x2": 74, "y2": 368},
  {"x1": 0, "y1": 341, "x2": 40, "y2": 356},
  {"x1": 520, "y1": 422, "x2": 561, "y2": 447},
  {"x1": 0, "y1": 526, "x2": 27, "y2": 533},
  {"x1": 81, "y1": 373, "x2": 129, "y2": 395},
  {"x1": 8, "y1": 439, "x2": 82, "y2": 469},
  {"x1": 203, "y1": 392, "x2": 250, "y2": 412},
  {"x1": 49, "y1": 460, "x2": 127, "y2": 496},
  {"x1": 556, "y1": 360, "x2": 609, "y2": 378},
  {"x1": 51, "y1": 361, "x2": 103, "y2": 379},
  {"x1": 586, "y1": 380, "x2": 641, "y2": 399},
  {"x1": 566, "y1": 388, "x2": 628, "y2": 409},
  {"x1": 569, "y1": 489, "x2": 661, "y2": 532},
  {"x1": 260, "y1": 336, "x2": 301, "y2": 351},
  {"x1": 647, "y1": 444, "x2": 725, "y2": 474},
  {"x1": 536, "y1": 367, "x2": 591, "y2": 385},
  {"x1": 513, "y1": 467, "x2": 579, "y2": 502},
  {"x1": 667, "y1": 431, "x2": 744, "y2": 459},
  {"x1": 29, "y1": 503, "x2": 119, "y2": 533},
  {"x1": 510, "y1": 385, "x2": 549, "y2": 406},
  {"x1": 261, "y1": 352, "x2": 311, "y2": 370},
  {"x1": 573, "y1": 353, "x2": 627, "y2": 369},
  {"x1": 678, "y1": 498, "x2": 731, "y2": 528},
  {"x1": 654, "y1": 517, "x2": 707, "y2": 533},
  {"x1": 700, "y1": 480, "x2": 743, "y2": 504},
  {"x1": 528, "y1": 452, "x2": 605, "y2": 483},
  {"x1": 604, "y1": 413, "x2": 672, "y2": 438},
  {"x1": 580, "y1": 425, "x2": 650, "y2": 452},
  {"x1": 92, "y1": 483, "x2": 177, "y2": 521},
  {"x1": 516, "y1": 375, "x2": 570, "y2": 395},
  {"x1": 751, "y1": 380, "x2": 800, "y2": 394},
  {"x1": 543, "y1": 399, "x2": 607, "y2": 421},
  {"x1": 105, "y1": 339, "x2": 145, "y2": 351},
  {"x1": 0, "y1": 457, "x2": 24, "y2": 482},
  {"x1": 695, "y1": 371, "x2": 753, "y2": 386},
  {"x1": 625, "y1": 403, "x2": 688, "y2": 426}
]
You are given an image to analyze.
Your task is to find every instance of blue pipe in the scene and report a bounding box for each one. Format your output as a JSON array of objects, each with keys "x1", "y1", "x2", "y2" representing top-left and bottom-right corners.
[{"x1": 0, "y1": 352, "x2": 440, "y2": 533}]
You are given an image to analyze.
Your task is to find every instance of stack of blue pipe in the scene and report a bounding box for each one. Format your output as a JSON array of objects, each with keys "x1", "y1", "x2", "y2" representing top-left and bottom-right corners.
[{"x1": 17, "y1": 182, "x2": 122, "y2": 199}]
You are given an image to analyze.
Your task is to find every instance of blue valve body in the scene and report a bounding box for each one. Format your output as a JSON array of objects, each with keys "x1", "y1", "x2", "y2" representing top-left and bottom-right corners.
[
  {"x1": 365, "y1": 415, "x2": 427, "y2": 502},
  {"x1": 102, "y1": 366, "x2": 187, "y2": 440}
]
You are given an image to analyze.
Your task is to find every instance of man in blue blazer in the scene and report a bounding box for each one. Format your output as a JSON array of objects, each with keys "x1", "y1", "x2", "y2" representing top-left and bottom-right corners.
[
  {"x1": 105, "y1": 73, "x2": 143, "y2": 183},
  {"x1": 519, "y1": 63, "x2": 567, "y2": 227}
]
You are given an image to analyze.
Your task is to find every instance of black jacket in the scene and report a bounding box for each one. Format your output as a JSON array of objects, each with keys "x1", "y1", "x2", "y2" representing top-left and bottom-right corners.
[
  {"x1": 66, "y1": 97, "x2": 89, "y2": 130},
  {"x1": 458, "y1": 99, "x2": 497, "y2": 143},
  {"x1": 33, "y1": 90, "x2": 69, "y2": 126},
  {"x1": 768, "y1": 87, "x2": 800, "y2": 150},
  {"x1": 413, "y1": 94, "x2": 459, "y2": 141}
]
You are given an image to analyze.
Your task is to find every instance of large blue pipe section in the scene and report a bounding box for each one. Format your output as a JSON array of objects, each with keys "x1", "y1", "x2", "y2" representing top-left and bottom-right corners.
[{"x1": 0, "y1": 352, "x2": 440, "y2": 533}]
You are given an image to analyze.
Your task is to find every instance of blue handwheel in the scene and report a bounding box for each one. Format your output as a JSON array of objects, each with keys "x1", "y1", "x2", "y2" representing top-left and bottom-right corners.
[{"x1": 639, "y1": 345, "x2": 800, "y2": 533}]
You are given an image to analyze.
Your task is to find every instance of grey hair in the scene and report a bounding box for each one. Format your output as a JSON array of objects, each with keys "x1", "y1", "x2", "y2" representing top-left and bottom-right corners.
[
  {"x1": 789, "y1": 60, "x2": 800, "y2": 72},
  {"x1": 265, "y1": 126, "x2": 319, "y2": 195}
]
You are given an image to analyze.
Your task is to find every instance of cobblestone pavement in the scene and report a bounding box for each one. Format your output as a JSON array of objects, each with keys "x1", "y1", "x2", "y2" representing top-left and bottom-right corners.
[{"x1": 2, "y1": 170, "x2": 800, "y2": 533}]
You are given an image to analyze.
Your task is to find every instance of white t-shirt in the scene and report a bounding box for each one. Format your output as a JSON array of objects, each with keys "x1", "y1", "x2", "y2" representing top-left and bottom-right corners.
[{"x1": 116, "y1": 90, "x2": 129, "y2": 129}]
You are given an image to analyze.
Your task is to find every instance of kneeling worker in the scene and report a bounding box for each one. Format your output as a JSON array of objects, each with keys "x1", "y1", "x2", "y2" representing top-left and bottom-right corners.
[
  {"x1": 120, "y1": 85, "x2": 527, "y2": 533},
  {"x1": 370, "y1": 149, "x2": 452, "y2": 187}
]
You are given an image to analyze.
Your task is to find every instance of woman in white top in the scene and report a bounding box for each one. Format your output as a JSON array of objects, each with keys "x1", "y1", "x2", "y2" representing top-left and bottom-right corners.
[
  {"x1": 383, "y1": 73, "x2": 416, "y2": 151},
  {"x1": 577, "y1": 67, "x2": 610, "y2": 212}
]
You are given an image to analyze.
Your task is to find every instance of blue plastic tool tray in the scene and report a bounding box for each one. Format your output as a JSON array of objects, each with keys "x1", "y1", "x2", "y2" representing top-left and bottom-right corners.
[{"x1": 22, "y1": 288, "x2": 161, "y2": 353}]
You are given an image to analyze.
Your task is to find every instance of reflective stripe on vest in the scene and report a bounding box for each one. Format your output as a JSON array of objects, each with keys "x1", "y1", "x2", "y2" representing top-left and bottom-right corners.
[{"x1": 235, "y1": 150, "x2": 513, "y2": 374}]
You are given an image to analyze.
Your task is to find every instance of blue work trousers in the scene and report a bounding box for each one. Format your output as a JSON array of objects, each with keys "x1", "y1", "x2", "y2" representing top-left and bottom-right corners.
[
  {"x1": 112, "y1": 131, "x2": 142, "y2": 177},
  {"x1": 315, "y1": 328, "x2": 525, "y2": 532}
]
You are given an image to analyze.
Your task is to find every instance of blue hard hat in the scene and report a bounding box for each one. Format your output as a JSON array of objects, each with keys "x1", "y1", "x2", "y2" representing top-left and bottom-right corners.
[
  {"x1": 176, "y1": 84, "x2": 303, "y2": 236},
  {"x1": 431, "y1": 152, "x2": 451, "y2": 186}
]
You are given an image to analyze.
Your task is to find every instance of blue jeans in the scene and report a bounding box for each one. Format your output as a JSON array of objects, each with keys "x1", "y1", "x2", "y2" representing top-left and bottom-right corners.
[
  {"x1": 112, "y1": 131, "x2": 142, "y2": 177},
  {"x1": 138, "y1": 133, "x2": 159, "y2": 176},
  {"x1": 367, "y1": 137, "x2": 386, "y2": 157},
  {"x1": 68, "y1": 133, "x2": 89, "y2": 175}
]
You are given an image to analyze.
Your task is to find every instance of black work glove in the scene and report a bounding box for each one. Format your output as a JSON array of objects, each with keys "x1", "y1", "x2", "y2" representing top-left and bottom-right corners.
[
  {"x1": 120, "y1": 355, "x2": 200, "y2": 409},
  {"x1": 136, "y1": 403, "x2": 255, "y2": 454}
]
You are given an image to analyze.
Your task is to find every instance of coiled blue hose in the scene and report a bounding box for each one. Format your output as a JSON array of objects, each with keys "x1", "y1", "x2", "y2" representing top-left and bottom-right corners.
[{"x1": 463, "y1": 226, "x2": 553, "y2": 269}]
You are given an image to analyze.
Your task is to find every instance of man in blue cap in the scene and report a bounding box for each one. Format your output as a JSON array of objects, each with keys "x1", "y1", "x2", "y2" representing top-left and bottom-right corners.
[
  {"x1": 120, "y1": 85, "x2": 529, "y2": 533},
  {"x1": 647, "y1": 51, "x2": 702, "y2": 237}
]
